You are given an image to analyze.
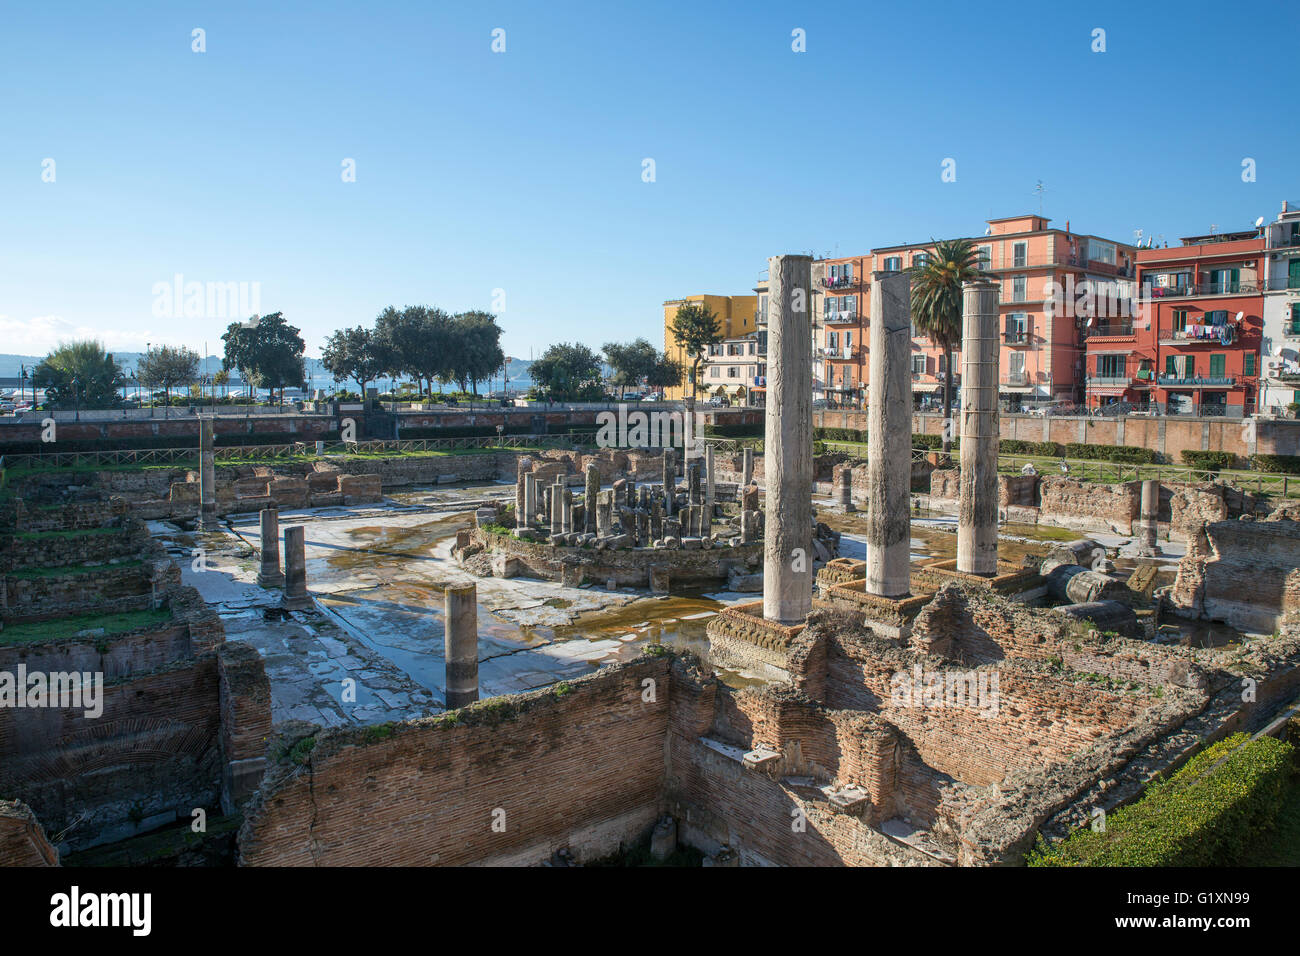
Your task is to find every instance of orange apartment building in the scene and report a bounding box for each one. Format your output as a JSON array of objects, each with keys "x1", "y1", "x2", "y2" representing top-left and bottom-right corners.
[{"x1": 1083, "y1": 229, "x2": 1264, "y2": 417}]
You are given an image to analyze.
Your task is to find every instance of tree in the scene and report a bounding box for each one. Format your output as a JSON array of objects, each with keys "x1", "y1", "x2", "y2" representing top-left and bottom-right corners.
[
  {"x1": 669, "y1": 303, "x2": 723, "y2": 400},
  {"x1": 213, "y1": 368, "x2": 230, "y2": 400},
  {"x1": 136, "y1": 344, "x2": 199, "y2": 417},
  {"x1": 321, "y1": 326, "x2": 386, "y2": 395},
  {"x1": 31, "y1": 340, "x2": 124, "y2": 410},
  {"x1": 909, "y1": 238, "x2": 992, "y2": 455},
  {"x1": 529, "y1": 343, "x2": 604, "y2": 402},
  {"x1": 448, "y1": 311, "x2": 506, "y2": 396},
  {"x1": 602, "y1": 339, "x2": 659, "y2": 399},
  {"x1": 644, "y1": 351, "x2": 683, "y2": 396},
  {"x1": 220, "y1": 312, "x2": 306, "y2": 406},
  {"x1": 374, "y1": 305, "x2": 451, "y2": 397}
]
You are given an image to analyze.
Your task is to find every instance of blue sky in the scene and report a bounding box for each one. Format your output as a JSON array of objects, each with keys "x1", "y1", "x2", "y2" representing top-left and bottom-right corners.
[{"x1": 1, "y1": 0, "x2": 1295, "y2": 360}]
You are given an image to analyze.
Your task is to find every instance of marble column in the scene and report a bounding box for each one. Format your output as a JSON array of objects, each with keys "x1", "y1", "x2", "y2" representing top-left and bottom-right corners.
[
  {"x1": 865, "y1": 270, "x2": 912, "y2": 597},
  {"x1": 1139, "y1": 480, "x2": 1161, "y2": 555},
  {"x1": 956, "y1": 279, "x2": 1001, "y2": 576},
  {"x1": 584, "y1": 464, "x2": 600, "y2": 533},
  {"x1": 762, "y1": 253, "x2": 814, "y2": 624},
  {"x1": 257, "y1": 508, "x2": 284, "y2": 587},
  {"x1": 199, "y1": 416, "x2": 216, "y2": 531},
  {"x1": 281, "y1": 524, "x2": 312, "y2": 610}
]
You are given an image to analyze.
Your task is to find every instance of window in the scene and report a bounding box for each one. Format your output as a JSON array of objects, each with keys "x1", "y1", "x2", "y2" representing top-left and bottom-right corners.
[
  {"x1": 1288, "y1": 303, "x2": 1300, "y2": 335},
  {"x1": 1008, "y1": 352, "x2": 1026, "y2": 377},
  {"x1": 1088, "y1": 240, "x2": 1116, "y2": 265},
  {"x1": 1166, "y1": 355, "x2": 1193, "y2": 377},
  {"x1": 977, "y1": 245, "x2": 992, "y2": 271},
  {"x1": 1209, "y1": 354, "x2": 1226, "y2": 378},
  {"x1": 1005, "y1": 312, "x2": 1029, "y2": 342},
  {"x1": 1244, "y1": 353, "x2": 1255, "y2": 377},
  {"x1": 1098, "y1": 355, "x2": 1125, "y2": 378},
  {"x1": 1172, "y1": 309, "x2": 1188, "y2": 333},
  {"x1": 882, "y1": 256, "x2": 901, "y2": 271},
  {"x1": 912, "y1": 355, "x2": 927, "y2": 375},
  {"x1": 1208, "y1": 268, "x2": 1240, "y2": 293},
  {"x1": 1012, "y1": 242, "x2": 1027, "y2": 268},
  {"x1": 1012, "y1": 275, "x2": 1027, "y2": 302},
  {"x1": 727, "y1": 366, "x2": 739, "y2": 378},
  {"x1": 914, "y1": 253, "x2": 931, "y2": 268}
]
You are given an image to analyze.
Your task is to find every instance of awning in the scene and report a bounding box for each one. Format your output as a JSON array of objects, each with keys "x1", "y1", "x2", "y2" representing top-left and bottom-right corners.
[
  {"x1": 911, "y1": 383, "x2": 941, "y2": 393},
  {"x1": 999, "y1": 385, "x2": 1035, "y2": 394},
  {"x1": 1088, "y1": 386, "x2": 1129, "y2": 397},
  {"x1": 724, "y1": 384, "x2": 746, "y2": 396}
]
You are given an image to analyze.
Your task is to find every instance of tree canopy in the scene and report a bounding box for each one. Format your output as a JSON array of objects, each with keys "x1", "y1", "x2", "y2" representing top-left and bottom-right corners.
[
  {"x1": 136, "y1": 344, "x2": 199, "y2": 410},
  {"x1": 32, "y1": 340, "x2": 124, "y2": 409},
  {"x1": 529, "y1": 342, "x2": 605, "y2": 401},
  {"x1": 603, "y1": 338, "x2": 681, "y2": 398},
  {"x1": 221, "y1": 312, "x2": 307, "y2": 404},
  {"x1": 669, "y1": 303, "x2": 723, "y2": 399},
  {"x1": 321, "y1": 325, "x2": 387, "y2": 395}
]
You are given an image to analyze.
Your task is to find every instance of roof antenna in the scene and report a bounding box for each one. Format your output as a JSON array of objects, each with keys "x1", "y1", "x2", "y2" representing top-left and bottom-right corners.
[{"x1": 1034, "y1": 180, "x2": 1046, "y2": 216}]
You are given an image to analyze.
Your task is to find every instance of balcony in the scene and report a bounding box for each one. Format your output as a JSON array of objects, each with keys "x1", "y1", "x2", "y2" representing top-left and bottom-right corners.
[
  {"x1": 824, "y1": 311, "x2": 859, "y2": 325},
  {"x1": 1002, "y1": 372, "x2": 1030, "y2": 387},
  {"x1": 1156, "y1": 375, "x2": 1237, "y2": 388},
  {"x1": 1090, "y1": 376, "x2": 1131, "y2": 386},
  {"x1": 1003, "y1": 330, "x2": 1032, "y2": 346},
  {"x1": 1282, "y1": 321, "x2": 1300, "y2": 339},
  {"x1": 1264, "y1": 275, "x2": 1300, "y2": 292},
  {"x1": 1083, "y1": 322, "x2": 1134, "y2": 339},
  {"x1": 824, "y1": 347, "x2": 859, "y2": 361},
  {"x1": 820, "y1": 275, "x2": 860, "y2": 291},
  {"x1": 1158, "y1": 328, "x2": 1251, "y2": 346},
  {"x1": 1146, "y1": 280, "x2": 1261, "y2": 299}
]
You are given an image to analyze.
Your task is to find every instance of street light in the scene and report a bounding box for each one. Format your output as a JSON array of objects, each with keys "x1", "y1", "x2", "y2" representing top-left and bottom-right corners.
[{"x1": 71, "y1": 376, "x2": 81, "y2": 422}]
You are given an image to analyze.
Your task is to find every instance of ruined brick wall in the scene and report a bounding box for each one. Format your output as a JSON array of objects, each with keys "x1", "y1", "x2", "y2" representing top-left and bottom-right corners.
[
  {"x1": 1038, "y1": 477, "x2": 1139, "y2": 534},
  {"x1": 218, "y1": 642, "x2": 272, "y2": 814},
  {"x1": 238, "y1": 659, "x2": 673, "y2": 866},
  {"x1": 0, "y1": 800, "x2": 58, "y2": 866},
  {"x1": 1171, "y1": 517, "x2": 1300, "y2": 633},
  {"x1": 1167, "y1": 482, "x2": 1257, "y2": 542},
  {"x1": 0, "y1": 654, "x2": 224, "y2": 850},
  {"x1": 929, "y1": 469, "x2": 960, "y2": 501}
]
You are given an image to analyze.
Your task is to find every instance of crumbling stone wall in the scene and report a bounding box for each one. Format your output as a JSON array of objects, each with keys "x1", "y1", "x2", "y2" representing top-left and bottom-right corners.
[
  {"x1": 238, "y1": 659, "x2": 673, "y2": 866},
  {"x1": 0, "y1": 800, "x2": 58, "y2": 866},
  {"x1": 1171, "y1": 515, "x2": 1300, "y2": 633},
  {"x1": 1038, "y1": 477, "x2": 1139, "y2": 534}
]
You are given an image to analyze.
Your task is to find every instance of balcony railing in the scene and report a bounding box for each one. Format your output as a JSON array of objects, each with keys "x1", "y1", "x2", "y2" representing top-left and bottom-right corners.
[
  {"x1": 1156, "y1": 375, "x2": 1237, "y2": 387},
  {"x1": 1147, "y1": 280, "x2": 1261, "y2": 298},
  {"x1": 1284, "y1": 321, "x2": 1300, "y2": 338},
  {"x1": 820, "y1": 275, "x2": 860, "y2": 291},
  {"x1": 1264, "y1": 275, "x2": 1300, "y2": 292},
  {"x1": 823, "y1": 347, "x2": 859, "y2": 360},
  {"x1": 823, "y1": 311, "x2": 859, "y2": 324},
  {"x1": 1003, "y1": 330, "x2": 1030, "y2": 344},
  {"x1": 1090, "y1": 376, "x2": 1131, "y2": 386},
  {"x1": 1158, "y1": 329, "x2": 1249, "y2": 345}
]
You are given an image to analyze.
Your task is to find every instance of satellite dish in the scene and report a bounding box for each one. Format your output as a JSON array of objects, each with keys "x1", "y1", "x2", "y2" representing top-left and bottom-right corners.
[
  {"x1": 1235, "y1": 312, "x2": 1244, "y2": 322},
  {"x1": 1255, "y1": 216, "x2": 1265, "y2": 228},
  {"x1": 1274, "y1": 345, "x2": 1285, "y2": 356},
  {"x1": 984, "y1": 226, "x2": 992, "y2": 236}
]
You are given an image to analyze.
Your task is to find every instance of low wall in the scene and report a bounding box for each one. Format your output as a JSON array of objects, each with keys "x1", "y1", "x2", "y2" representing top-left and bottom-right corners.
[{"x1": 1171, "y1": 516, "x2": 1300, "y2": 633}]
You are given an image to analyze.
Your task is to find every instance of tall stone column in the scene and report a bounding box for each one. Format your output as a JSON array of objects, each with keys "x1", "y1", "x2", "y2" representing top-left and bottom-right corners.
[
  {"x1": 957, "y1": 279, "x2": 1001, "y2": 576},
  {"x1": 596, "y1": 491, "x2": 613, "y2": 536},
  {"x1": 662, "y1": 448, "x2": 675, "y2": 515},
  {"x1": 584, "y1": 464, "x2": 600, "y2": 532},
  {"x1": 199, "y1": 416, "x2": 216, "y2": 530},
  {"x1": 742, "y1": 447, "x2": 754, "y2": 487},
  {"x1": 516, "y1": 457, "x2": 533, "y2": 530},
  {"x1": 550, "y1": 481, "x2": 563, "y2": 535},
  {"x1": 444, "y1": 583, "x2": 479, "y2": 709},
  {"x1": 763, "y1": 253, "x2": 814, "y2": 624},
  {"x1": 865, "y1": 270, "x2": 912, "y2": 597},
  {"x1": 281, "y1": 524, "x2": 312, "y2": 610},
  {"x1": 562, "y1": 489, "x2": 574, "y2": 534},
  {"x1": 1139, "y1": 480, "x2": 1161, "y2": 555},
  {"x1": 257, "y1": 508, "x2": 284, "y2": 587}
]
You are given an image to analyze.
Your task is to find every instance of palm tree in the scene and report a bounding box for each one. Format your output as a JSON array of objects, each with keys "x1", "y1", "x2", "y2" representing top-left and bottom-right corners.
[{"x1": 908, "y1": 238, "x2": 992, "y2": 455}]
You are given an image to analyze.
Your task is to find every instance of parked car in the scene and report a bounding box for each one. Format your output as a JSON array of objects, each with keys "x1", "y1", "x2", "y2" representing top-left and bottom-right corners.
[
  {"x1": 641, "y1": 393, "x2": 662, "y2": 402},
  {"x1": 1028, "y1": 400, "x2": 1077, "y2": 417}
]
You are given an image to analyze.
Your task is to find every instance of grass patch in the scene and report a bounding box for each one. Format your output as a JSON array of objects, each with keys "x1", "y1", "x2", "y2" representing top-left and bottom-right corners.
[
  {"x1": 6, "y1": 558, "x2": 142, "y2": 580},
  {"x1": 0, "y1": 607, "x2": 173, "y2": 646}
]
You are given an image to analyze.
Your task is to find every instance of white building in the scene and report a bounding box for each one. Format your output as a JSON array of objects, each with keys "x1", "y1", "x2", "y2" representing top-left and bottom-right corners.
[{"x1": 1261, "y1": 200, "x2": 1300, "y2": 415}]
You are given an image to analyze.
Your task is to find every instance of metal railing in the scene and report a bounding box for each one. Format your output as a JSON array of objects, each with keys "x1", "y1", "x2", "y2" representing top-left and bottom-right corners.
[{"x1": 1157, "y1": 375, "x2": 1237, "y2": 387}]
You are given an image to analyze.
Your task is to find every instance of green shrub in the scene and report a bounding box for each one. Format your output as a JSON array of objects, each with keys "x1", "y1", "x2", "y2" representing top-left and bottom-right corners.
[
  {"x1": 1063, "y1": 442, "x2": 1157, "y2": 464},
  {"x1": 703, "y1": 423, "x2": 764, "y2": 439},
  {"x1": 1252, "y1": 454, "x2": 1300, "y2": 475},
  {"x1": 1001, "y1": 439, "x2": 1061, "y2": 457},
  {"x1": 1182, "y1": 450, "x2": 1237, "y2": 471},
  {"x1": 813, "y1": 426, "x2": 865, "y2": 443},
  {"x1": 1027, "y1": 734, "x2": 1294, "y2": 866}
]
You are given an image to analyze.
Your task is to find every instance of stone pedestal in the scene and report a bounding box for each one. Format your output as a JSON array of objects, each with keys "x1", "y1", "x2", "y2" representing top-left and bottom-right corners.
[
  {"x1": 837, "y1": 468, "x2": 855, "y2": 512},
  {"x1": 865, "y1": 270, "x2": 912, "y2": 598},
  {"x1": 257, "y1": 508, "x2": 284, "y2": 587},
  {"x1": 763, "y1": 253, "x2": 814, "y2": 624},
  {"x1": 281, "y1": 524, "x2": 313, "y2": 610},
  {"x1": 584, "y1": 464, "x2": 600, "y2": 532},
  {"x1": 444, "y1": 583, "x2": 479, "y2": 709},
  {"x1": 957, "y1": 279, "x2": 1001, "y2": 576},
  {"x1": 662, "y1": 449, "x2": 675, "y2": 515}
]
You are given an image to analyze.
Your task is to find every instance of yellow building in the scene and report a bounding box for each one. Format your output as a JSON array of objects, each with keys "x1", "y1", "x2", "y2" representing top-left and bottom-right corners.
[{"x1": 661, "y1": 293, "x2": 758, "y2": 399}]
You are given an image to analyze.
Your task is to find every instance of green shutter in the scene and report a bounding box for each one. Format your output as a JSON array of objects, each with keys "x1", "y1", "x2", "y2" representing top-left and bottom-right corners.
[
  {"x1": 1210, "y1": 354, "x2": 1225, "y2": 378},
  {"x1": 1166, "y1": 355, "x2": 1176, "y2": 376},
  {"x1": 1244, "y1": 353, "x2": 1255, "y2": 376}
]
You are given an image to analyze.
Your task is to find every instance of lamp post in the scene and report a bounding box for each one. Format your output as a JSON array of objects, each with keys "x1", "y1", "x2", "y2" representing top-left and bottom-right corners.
[
  {"x1": 72, "y1": 376, "x2": 81, "y2": 422},
  {"x1": 19, "y1": 364, "x2": 28, "y2": 413}
]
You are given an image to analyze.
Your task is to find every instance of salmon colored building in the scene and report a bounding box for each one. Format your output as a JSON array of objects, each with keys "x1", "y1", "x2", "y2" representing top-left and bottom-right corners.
[
  {"x1": 817, "y1": 255, "x2": 869, "y2": 407},
  {"x1": 872, "y1": 215, "x2": 1138, "y2": 409},
  {"x1": 1083, "y1": 230, "x2": 1264, "y2": 417}
]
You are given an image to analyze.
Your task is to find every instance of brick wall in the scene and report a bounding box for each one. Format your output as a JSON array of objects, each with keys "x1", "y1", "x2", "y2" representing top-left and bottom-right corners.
[{"x1": 0, "y1": 800, "x2": 58, "y2": 866}]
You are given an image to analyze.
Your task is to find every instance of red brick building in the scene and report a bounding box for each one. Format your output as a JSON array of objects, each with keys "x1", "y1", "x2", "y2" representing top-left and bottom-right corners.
[{"x1": 1084, "y1": 230, "x2": 1264, "y2": 417}]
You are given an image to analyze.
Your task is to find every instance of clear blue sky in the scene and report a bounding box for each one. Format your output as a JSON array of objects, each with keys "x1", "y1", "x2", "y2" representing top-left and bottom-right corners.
[{"x1": 1, "y1": 0, "x2": 1295, "y2": 361}]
